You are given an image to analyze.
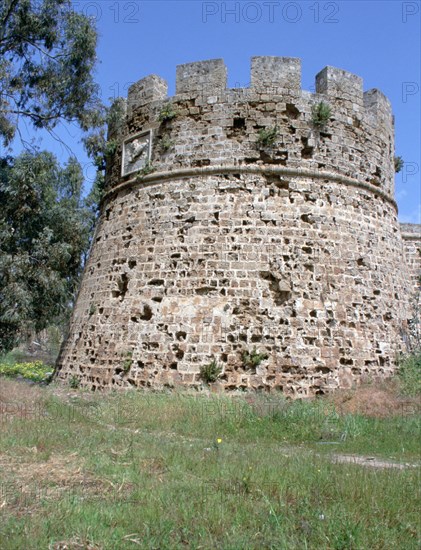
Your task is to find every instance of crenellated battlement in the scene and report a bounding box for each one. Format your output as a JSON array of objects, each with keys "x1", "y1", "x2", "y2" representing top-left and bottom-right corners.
[
  {"x1": 251, "y1": 56, "x2": 301, "y2": 93},
  {"x1": 316, "y1": 66, "x2": 363, "y2": 104},
  {"x1": 363, "y1": 88, "x2": 393, "y2": 127},
  {"x1": 175, "y1": 58, "x2": 227, "y2": 95},
  {"x1": 107, "y1": 57, "x2": 395, "y2": 199},
  {"x1": 127, "y1": 74, "x2": 167, "y2": 116},
  {"x1": 117, "y1": 56, "x2": 391, "y2": 124}
]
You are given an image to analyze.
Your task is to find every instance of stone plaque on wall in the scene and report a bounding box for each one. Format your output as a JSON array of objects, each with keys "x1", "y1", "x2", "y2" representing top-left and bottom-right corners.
[{"x1": 121, "y1": 130, "x2": 151, "y2": 177}]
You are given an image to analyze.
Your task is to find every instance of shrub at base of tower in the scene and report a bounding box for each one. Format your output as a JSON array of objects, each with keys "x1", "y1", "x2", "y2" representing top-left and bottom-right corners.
[
  {"x1": 69, "y1": 375, "x2": 81, "y2": 389},
  {"x1": 0, "y1": 360, "x2": 52, "y2": 382}
]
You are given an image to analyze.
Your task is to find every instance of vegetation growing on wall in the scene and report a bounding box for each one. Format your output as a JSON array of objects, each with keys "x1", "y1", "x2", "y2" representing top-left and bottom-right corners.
[{"x1": 311, "y1": 101, "x2": 332, "y2": 128}]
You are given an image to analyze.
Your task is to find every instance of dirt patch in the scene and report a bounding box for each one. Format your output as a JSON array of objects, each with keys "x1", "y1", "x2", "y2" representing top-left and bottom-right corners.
[
  {"x1": 329, "y1": 380, "x2": 420, "y2": 418},
  {"x1": 331, "y1": 453, "x2": 419, "y2": 470},
  {"x1": 0, "y1": 378, "x2": 48, "y2": 420},
  {"x1": 0, "y1": 452, "x2": 118, "y2": 516},
  {"x1": 5, "y1": 452, "x2": 86, "y2": 485},
  {"x1": 49, "y1": 538, "x2": 103, "y2": 550}
]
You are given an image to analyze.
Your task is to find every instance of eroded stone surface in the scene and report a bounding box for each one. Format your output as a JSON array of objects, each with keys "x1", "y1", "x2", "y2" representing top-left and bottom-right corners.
[
  {"x1": 400, "y1": 223, "x2": 421, "y2": 295},
  {"x1": 55, "y1": 57, "x2": 420, "y2": 396}
]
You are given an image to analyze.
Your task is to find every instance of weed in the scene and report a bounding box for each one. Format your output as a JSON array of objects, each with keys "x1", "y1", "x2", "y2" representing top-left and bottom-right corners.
[
  {"x1": 158, "y1": 103, "x2": 177, "y2": 123},
  {"x1": 122, "y1": 350, "x2": 133, "y2": 374},
  {"x1": 159, "y1": 135, "x2": 174, "y2": 153},
  {"x1": 200, "y1": 359, "x2": 222, "y2": 383},
  {"x1": 394, "y1": 155, "x2": 404, "y2": 173},
  {"x1": 311, "y1": 101, "x2": 332, "y2": 128},
  {"x1": 135, "y1": 160, "x2": 155, "y2": 181},
  {"x1": 242, "y1": 347, "x2": 268, "y2": 370},
  {"x1": 257, "y1": 126, "x2": 279, "y2": 148},
  {"x1": 69, "y1": 375, "x2": 80, "y2": 389}
]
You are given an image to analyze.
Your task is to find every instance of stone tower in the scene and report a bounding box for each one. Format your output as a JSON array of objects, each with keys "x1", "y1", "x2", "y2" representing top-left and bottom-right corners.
[{"x1": 55, "y1": 57, "x2": 420, "y2": 396}]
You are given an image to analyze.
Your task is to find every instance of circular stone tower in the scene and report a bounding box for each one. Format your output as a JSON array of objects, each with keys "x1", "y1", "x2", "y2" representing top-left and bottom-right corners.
[{"x1": 55, "y1": 57, "x2": 413, "y2": 396}]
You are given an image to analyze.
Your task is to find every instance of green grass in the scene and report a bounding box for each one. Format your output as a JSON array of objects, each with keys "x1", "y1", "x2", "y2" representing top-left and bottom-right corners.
[
  {"x1": 0, "y1": 381, "x2": 420, "y2": 549},
  {"x1": 398, "y1": 351, "x2": 421, "y2": 396}
]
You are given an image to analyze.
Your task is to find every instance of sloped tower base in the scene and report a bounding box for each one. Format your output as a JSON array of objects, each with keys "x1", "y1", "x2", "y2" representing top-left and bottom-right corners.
[{"x1": 55, "y1": 57, "x2": 416, "y2": 396}]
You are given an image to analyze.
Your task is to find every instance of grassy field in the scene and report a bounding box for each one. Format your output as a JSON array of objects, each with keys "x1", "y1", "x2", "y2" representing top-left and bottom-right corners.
[{"x1": 0, "y1": 377, "x2": 420, "y2": 549}]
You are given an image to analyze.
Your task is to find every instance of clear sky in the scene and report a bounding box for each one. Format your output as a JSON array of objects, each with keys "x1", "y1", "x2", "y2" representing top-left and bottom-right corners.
[{"x1": 11, "y1": 0, "x2": 421, "y2": 223}]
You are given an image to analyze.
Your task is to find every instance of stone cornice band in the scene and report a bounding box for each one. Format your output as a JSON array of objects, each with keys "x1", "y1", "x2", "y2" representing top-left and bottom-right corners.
[
  {"x1": 102, "y1": 164, "x2": 398, "y2": 211},
  {"x1": 401, "y1": 234, "x2": 421, "y2": 241}
]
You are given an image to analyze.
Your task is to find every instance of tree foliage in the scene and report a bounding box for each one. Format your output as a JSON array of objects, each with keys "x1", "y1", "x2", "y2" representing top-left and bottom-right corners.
[
  {"x1": 0, "y1": 152, "x2": 93, "y2": 353},
  {"x1": 0, "y1": 1, "x2": 109, "y2": 353},
  {"x1": 82, "y1": 96, "x2": 127, "y2": 209},
  {"x1": 0, "y1": 0, "x2": 104, "y2": 146}
]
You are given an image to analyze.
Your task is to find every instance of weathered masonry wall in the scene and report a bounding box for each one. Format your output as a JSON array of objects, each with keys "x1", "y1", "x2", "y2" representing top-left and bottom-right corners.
[
  {"x1": 400, "y1": 223, "x2": 421, "y2": 296},
  {"x1": 55, "y1": 57, "x2": 418, "y2": 396}
]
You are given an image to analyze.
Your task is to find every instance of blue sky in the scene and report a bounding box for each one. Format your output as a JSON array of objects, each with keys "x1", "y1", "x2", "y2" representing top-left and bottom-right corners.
[{"x1": 11, "y1": 0, "x2": 421, "y2": 222}]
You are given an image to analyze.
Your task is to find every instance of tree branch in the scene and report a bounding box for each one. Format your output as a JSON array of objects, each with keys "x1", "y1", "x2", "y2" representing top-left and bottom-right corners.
[
  {"x1": 5, "y1": 109, "x2": 62, "y2": 122},
  {"x1": 0, "y1": 0, "x2": 19, "y2": 43},
  {"x1": 13, "y1": 36, "x2": 69, "y2": 61}
]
